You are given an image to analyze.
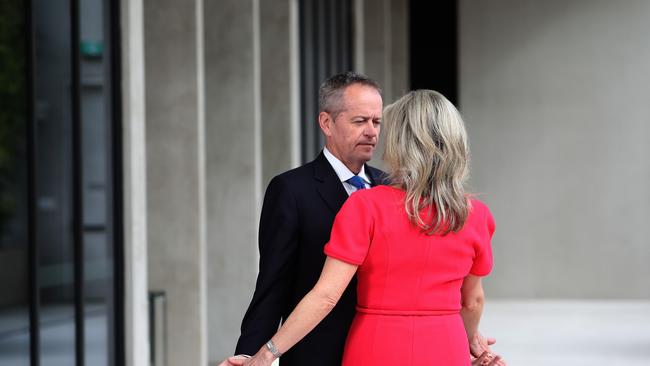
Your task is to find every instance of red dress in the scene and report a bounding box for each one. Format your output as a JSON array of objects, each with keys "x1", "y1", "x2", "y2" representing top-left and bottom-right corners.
[{"x1": 324, "y1": 186, "x2": 495, "y2": 366}]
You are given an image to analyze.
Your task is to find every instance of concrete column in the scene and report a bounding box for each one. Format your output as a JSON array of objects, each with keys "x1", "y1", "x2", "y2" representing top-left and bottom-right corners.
[
  {"x1": 388, "y1": 0, "x2": 409, "y2": 101},
  {"x1": 359, "y1": 0, "x2": 409, "y2": 104},
  {"x1": 120, "y1": 0, "x2": 150, "y2": 365},
  {"x1": 260, "y1": 0, "x2": 300, "y2": 186},
  {"x1": 358, "y1": 0, "x2": 410, "y2": 170},
  {"x1": 204, "y1": 1, "x2": 302, "y2": 362},
  {"x1": 204, "y1": 0, "x2": 263, "y2": 362},
  {"x1": 144, "y1": 0, "x2": 207, "y2": 365}
]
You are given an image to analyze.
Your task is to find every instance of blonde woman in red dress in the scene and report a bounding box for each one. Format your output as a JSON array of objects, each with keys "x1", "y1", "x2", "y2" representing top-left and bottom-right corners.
[{"x1": 230, "y1": 90, "x2": 504, "y2": 366}]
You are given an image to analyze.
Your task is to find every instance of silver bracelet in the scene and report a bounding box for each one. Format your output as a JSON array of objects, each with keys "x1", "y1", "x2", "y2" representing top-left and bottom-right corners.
[{"x1": 265, "y1": 340, "x2": 282, "y2": 358}]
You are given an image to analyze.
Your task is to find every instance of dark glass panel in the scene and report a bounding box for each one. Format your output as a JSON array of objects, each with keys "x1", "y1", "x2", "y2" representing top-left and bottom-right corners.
[
  {"x1": 80, "y1": 0, "x2": 116, "y2": 364},
  {"x1": 0, "y1": 0, "x2": 30, "y2": 364},
  {"x1": 32, "y1": 0, "x2": 77, "y2": 363}
]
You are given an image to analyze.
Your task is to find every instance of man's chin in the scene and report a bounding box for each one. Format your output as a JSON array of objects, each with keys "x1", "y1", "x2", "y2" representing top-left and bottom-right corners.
[{"x1": 356, "y1": 152, "x2": 375, "y2": 163}]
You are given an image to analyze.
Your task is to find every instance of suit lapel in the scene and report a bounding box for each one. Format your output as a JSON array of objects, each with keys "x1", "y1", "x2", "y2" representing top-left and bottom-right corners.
[
  {"x1": 313, "y1": 152, "x2": 349, "y2": 214},
  {"x1": 366, "y1": 164, "x2": 387, "y2": 186},
  {"x1": 366, "y1": 165, "x2": 379, "y2": 187}
]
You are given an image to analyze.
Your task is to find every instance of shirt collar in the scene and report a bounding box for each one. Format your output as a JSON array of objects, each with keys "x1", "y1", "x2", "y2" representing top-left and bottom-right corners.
[{"x1": 323, "y1": 147, "x2": 371, "y2": 185}]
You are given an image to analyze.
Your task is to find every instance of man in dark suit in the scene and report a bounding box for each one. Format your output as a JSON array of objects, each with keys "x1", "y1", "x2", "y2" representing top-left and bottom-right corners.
[
  {"x1": 219, "y1": 72, "x2": 504, "y2": 366},
  {"x1": 224, "y1": 72, "x2": 384, "y2": 366}
]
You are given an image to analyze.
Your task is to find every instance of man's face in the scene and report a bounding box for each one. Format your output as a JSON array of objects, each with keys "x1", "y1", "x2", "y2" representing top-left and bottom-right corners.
[{"x1": 319, "y1": 84, "x2": 383, "y2": 173}]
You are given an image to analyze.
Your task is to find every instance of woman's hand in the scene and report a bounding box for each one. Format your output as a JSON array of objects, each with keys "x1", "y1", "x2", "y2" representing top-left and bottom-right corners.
[{"x1": 468, "y1": 331, "x2": 495, "y2": 357}]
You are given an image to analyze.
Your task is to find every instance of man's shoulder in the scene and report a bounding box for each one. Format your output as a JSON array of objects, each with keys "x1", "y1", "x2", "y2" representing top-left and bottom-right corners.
[
  {"x1": 267, "y1": 160, "x2": 316, "y2": 189},
  {"x1": 278, "y1": 160, "x2": 315, "y2": 178}
]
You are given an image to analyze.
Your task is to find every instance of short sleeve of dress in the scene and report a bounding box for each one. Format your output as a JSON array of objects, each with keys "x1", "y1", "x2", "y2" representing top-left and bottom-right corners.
[
  {"x1": 323, "y1": 192, "x2": 374, "y2": 265},
  {"x1": 469, "y1": 202, "x2": 495, "y2": 276}
]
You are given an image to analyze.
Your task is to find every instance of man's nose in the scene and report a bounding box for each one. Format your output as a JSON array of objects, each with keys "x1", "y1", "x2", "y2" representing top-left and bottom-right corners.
[{"x1": 363, "y1": 121, "x2": 378, "y2": 137}]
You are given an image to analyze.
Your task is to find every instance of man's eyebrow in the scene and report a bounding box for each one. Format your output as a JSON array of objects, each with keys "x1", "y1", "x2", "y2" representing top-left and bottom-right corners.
[{"x1": 352, "y1": 115, "x2": 380, "y2": 119}]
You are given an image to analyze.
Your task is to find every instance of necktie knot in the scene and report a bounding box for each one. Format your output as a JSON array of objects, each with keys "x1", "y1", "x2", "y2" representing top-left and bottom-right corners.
[{"x1": 346, "y1": 175, "x2": 367, "y2": 191}]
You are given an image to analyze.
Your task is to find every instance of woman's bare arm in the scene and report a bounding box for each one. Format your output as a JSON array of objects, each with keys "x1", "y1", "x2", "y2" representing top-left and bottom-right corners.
[
  {"x1": 244, "y1": 257, "x2": 358, "y2": 364},
  {"x1": 460, "y1": 275, "x2": 485, "y2": 351}
]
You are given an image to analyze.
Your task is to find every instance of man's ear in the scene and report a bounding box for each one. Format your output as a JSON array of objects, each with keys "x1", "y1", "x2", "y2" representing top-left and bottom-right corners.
[{"x1": 318, "y1": 111, "x2": 333, "y2": 137}]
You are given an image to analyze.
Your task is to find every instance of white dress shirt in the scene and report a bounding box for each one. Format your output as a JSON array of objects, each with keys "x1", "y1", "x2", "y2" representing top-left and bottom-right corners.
[{"x1": 323, "y1": 147, "x2": 371, "y2": 196}]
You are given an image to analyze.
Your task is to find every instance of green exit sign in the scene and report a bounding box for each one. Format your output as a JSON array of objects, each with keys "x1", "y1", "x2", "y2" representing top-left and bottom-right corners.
[{"x1": 80, "y1": 41, "x2": 104, "y2": 58}]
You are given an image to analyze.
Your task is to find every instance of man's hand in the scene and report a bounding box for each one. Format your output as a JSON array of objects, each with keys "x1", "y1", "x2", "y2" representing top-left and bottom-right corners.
[
  {"x1": 468, "y1": 332, "x2": 506, "y2": 365},
  {"x1": 469, "y1": 331, "x2": 497, "y2": 358},
  {"x1": 471, "y1": 351, "x2": 506, "y2": 366},
  {"x1": 217, "y1": 355, "x2": 250, "y2": 366}
]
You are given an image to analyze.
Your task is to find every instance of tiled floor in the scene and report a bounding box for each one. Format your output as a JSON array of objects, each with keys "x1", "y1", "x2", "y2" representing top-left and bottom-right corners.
[{"x1": 480, "y1": 300, "x2": 650, "y2": 366}]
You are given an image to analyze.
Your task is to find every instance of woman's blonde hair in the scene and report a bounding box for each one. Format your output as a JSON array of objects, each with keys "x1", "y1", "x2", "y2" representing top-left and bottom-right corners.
[{"x1": 383, "y1": 90, "x2": 470, "y2": 235}]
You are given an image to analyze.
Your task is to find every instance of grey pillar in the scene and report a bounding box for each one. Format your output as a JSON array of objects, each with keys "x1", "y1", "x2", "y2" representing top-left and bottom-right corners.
[
  {"x1": 144, "y1": 0, "x2": 207, "y2": 364},
  {"x1": 261, "y1": 0, "x2": 300, "y2": 187},
  {"x1": 358, "y1": 0, "x2": 410, "y2": 170},
  {"x1": 121, "y1": 0, "x2": 150, "y2": 364},
  {"x1": 204, "y1": 0, "x2": 300, "y2": 362},
  {"x1": 204, "y1": 0, "x2": 263, "y2": 362}
]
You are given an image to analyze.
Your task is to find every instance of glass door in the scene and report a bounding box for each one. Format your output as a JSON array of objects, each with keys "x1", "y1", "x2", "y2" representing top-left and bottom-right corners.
[
  {"x1": 0, "y1": 0, "x2": 30, "y2": 364},
  {"x1": 0, "y1": 0, "x2": 123, "y2": 365}
]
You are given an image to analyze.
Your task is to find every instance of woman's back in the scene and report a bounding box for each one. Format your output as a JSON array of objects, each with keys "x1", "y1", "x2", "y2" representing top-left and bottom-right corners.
[{"x1": 324, "y1": 185, "x2": 495, "y2": 365}]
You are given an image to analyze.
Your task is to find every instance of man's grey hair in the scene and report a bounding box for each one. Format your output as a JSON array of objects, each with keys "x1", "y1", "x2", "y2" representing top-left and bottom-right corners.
[{"x1": 318, "y1": 71, "x2": 381, "y2": 120}]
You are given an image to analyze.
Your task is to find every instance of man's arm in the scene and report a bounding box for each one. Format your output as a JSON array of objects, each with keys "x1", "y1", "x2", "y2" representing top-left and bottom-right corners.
[{"x1": 235, "y1": 176, "x2": 300, "y2": 355}]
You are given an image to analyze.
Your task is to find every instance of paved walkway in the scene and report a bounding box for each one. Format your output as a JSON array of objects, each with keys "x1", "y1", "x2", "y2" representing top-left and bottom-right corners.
[
  {"x1": 480, "y1": 300, "x2": 650, "y2": 366},
  {"x1": 4, "y1": 300, "x2": 648, "y2": 365}
]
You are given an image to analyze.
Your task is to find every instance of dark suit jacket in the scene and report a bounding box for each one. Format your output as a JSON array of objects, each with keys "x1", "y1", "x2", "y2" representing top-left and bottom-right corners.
[{"x1": 235, "y1": 152, "x2": 386, "y2": 366}]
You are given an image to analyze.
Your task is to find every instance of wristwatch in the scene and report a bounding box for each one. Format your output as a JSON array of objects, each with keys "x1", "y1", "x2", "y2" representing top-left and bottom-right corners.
[{"x1": 265, "y1": 340, "x2": 282, "y2": 358}]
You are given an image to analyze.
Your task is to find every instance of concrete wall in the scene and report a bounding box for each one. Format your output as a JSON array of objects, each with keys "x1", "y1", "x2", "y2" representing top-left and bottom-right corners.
[
  {"x1": 459, "y1": 0, "x2": 650, "y2": 298},
  {"x1": 359, "y1": 0, "x2": 409, "y2": 104},
  {"x1": 203, "y1": 1, "x2": 411, "y2": 361},
  {"x1": 204, "y1": 0, "x2": 263, "y2": 363},
  {"x1": 123, "y1": 1, "x2": 650, "y2": 364},
  {"x1": 260, "y1": 0, "x2": 300, "y2": 187},
  {"x1": 144, "y1": 0, "x2": 207, "y2": 365},
  {"x1": 205, "y1": 0, "x2": 303, "y2": 362},
  {"x1": 136, "y1": 1, "x2": 409, "y2": 364}
]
